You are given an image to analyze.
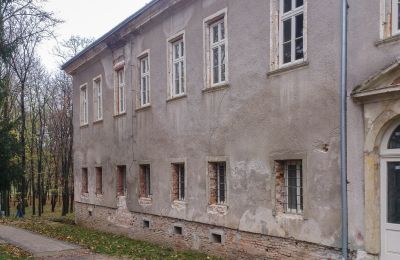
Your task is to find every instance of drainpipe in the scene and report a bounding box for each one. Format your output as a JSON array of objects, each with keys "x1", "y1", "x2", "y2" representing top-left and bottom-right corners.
[{"x1": 340, "y1": 0, "x2": 349, "y2": 259}]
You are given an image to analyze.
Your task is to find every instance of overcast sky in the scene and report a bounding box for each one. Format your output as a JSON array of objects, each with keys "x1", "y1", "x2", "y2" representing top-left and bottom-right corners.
[{"x1": 38, "y1": 0, "x2": 149, "y2": 72}]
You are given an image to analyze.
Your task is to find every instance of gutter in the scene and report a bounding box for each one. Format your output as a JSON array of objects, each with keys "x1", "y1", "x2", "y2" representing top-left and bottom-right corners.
[
  {"x1": 61, "y1": 0, "x2": 161, "y2": 71},
  {"x1": 340, "y1": 0, "x2": 349, "y2": 259}
]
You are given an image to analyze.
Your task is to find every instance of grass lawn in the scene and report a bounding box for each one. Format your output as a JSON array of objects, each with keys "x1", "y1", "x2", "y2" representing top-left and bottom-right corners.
[
  {"x1": 0, "y1": 243, "x2": 32, "y2": 260},
  {"x1": 1, "y1": 208, "x2": 218, "y2": 260}
]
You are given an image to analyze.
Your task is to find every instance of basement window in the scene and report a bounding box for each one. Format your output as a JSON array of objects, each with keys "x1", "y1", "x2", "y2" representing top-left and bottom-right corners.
[
  {"x1": 173, "y1": 225, "x2": 183, "y2": 235},
  {"x1": 210, "y1": 232, "x2": 223, "y2": 244},
  {"x1": 117, "y1": 165, "x2": 126, "y2": 196},
  {"x1": 143, "y1": 219, "x2": 150, "y2": 228},
  {"x1": 81, "y1": 168, "x2": 88, "y2": 194}
]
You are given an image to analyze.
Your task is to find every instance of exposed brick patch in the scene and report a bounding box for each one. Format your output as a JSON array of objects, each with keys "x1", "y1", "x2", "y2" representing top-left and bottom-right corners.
[
  {"x1": 208, "y1": 163, "x2": 217, "y2": 205},
  {"x1": 75, "y1": 202, "x2": 344, "y2": 260},
  {"x1": 274, "y1": 160, "x2": 285, "y2": 215}
]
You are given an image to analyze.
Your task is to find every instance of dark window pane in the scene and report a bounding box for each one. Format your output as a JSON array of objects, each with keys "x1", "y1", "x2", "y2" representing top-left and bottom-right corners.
[
  {"x1": 283, "y1": 19, "x2": 291, "y2": 42},
  {"x1": 295, "y1": 14, "x2": 303, "y2": 38},
  {"x1": 287, "y1": 165, "x2": 297, "y2": 210},
  {"x1": 221, "y1": 22, "x2": 225, "y2": 40},
  {"x1": 295, "y1": 38, "x2": 303, "y2": 60},
  {"x1": 283, "y1": 0, "x2": 292, "y2": 13},
  {"x1": 213, "y1": 25, "x2": 218, "y2": 43},
  {"x1": 388, "y1": 125, "x2": 400, "y2": 149},
  {"x1": 387, "y1": 162, "x2": 400, "y2": 224},
  {"x1": 398, "y1": 3, "x2": 400, "y2": 30},
  {"x1": 283, "y1": 42, "x2": 291, "y2": 64},
  {"x1": 296, "y1": 0, "x2": 304, "y2": 8}
]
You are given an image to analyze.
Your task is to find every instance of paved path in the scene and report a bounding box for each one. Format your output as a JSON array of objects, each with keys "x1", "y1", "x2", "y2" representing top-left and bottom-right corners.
[{"x1": 0, "y1": 224, "x2": 120, "y2": 259}]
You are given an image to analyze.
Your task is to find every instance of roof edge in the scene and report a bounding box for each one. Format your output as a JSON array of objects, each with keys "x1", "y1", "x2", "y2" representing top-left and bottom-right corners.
[{"x1": 61, "y1": 0, "x2": 161, "y2": 71}]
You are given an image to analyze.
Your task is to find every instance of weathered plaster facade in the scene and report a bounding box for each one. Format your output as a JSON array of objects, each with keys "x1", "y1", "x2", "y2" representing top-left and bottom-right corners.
[{"x1": 63, "y1": 0, "x2": 400, "y2": 259}]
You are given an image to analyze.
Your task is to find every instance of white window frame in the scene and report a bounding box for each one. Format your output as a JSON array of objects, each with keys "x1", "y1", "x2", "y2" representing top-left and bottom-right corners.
[
  {"x1": 203, "y1": 8, "x2": 228, "y2": 89},
  {"x1": 279, "y1": 0, "x2": 305, "y2": 67},
  {"x1": 392, "y1": 0, "x2": 400, "y2": 35},
  {"x1": 93, "y1": 75, "x2": 103, "y2": 121},
  {"x1": 114, "y1": 67, "x2": 126, "y2": 115},
  {"x1": 80, "y1": 83, "x2": 88, "y2": 126},
  {"x1": 168, "y1": 33, "x2": 186, "y2": 98},
  {"x1": 138, "y1": 51, "x2": 150, "y2": 107},
  {"x1": 284, "y1": 160, "x2": 303, "y2": 214}
]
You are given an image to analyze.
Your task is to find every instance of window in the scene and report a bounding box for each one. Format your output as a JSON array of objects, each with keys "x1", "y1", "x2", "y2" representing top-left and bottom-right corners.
[
  {"x1": 204, "y1": 9, "x2": 228, "y2": 88},
  {"x1": 117, "y1": 165, "x2": 126, "y2": 196},
  {"x1": 279, "y1": 0, "x2": 304, "y2": 65},
  {"x1": 140, "y1": 164, "x2": 151, "y2": 198},
  {"x1": 95, "y1": 167, "x2": 103, "y2": 195},
  {"x1": 93, "y1": 76, "x2": 102, "y2": 121},
  {"x1": 115, "y1": 68, "x2": 125, "y2": 114},
  {"x1": 210, "y1": 19, "x2": 226, "y2": 85},
  {"x1": 80, "y1": 84, "x2": 88, "y2": 125},
  {"x1": 81, "y1": 168, "x2": 88, "y2": 194},
  {"x1": 283, "y1": 160, "x2": 303, "y2": 213},
  {"x1": 169, "y1": 37, "x2": 185, "y2": 97},
  {"x1": 139, "y1": 55, "x2": 150, "y2": 107},
  {"x1": 209, "y1": 162, "x2": 226, "y2": 204},
  {"x1": 172, "y1": 163, "x2": 185, "y2": 201},
  {"x1": 392, "y1": 0, "x2": 400, "y2": 36},
  {"x1": 143, "y1": 219, "x2": 150, "y2": 228},
  {"x1": 173, "y1": 225, "x2": 183, "y2": 235},
  {"x1": 388, "y1": 124, "x2": 400, "y2": 149}
]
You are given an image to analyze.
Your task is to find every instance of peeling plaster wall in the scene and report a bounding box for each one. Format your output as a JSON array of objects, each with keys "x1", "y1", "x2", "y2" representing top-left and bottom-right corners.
[{"x1": 70, "y1": 0, "x2": 400, "y2": 255}]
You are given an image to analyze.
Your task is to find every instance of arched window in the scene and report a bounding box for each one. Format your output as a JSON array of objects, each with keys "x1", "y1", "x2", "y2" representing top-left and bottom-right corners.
[{"x1": 388, "y1": 125, "x2": 400, "y2": 149}]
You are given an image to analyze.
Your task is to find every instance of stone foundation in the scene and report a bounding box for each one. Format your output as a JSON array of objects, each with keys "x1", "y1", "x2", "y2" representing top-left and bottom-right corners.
[{"x1": 75, "y1": 201, "x2": 344, "y2": 259}]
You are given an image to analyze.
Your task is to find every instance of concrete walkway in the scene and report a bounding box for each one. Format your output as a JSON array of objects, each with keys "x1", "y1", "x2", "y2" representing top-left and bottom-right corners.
[{"x1": 0, "y1": 224, "x2": 119, "y2": 259}]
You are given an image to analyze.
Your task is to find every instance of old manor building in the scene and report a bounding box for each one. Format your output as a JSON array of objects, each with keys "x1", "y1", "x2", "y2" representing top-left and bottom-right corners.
[{"x1": 62, "y1": 0, "x2": 400, "y2": 259}]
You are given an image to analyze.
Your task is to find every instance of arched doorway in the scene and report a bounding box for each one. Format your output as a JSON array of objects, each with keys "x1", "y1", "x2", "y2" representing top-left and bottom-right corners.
[{"x1": 380, "y1": 122, "x2": 400, "y2": 260}]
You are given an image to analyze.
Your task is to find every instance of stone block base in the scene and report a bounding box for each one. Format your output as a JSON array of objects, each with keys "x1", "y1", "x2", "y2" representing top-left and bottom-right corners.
[{"x1": 75, "y1": 202, "x2": 345, "y2": 259}]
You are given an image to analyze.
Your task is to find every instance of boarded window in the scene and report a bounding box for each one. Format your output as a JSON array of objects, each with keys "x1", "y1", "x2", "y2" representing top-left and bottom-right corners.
[
  {"x1": 95, "y1": 167, "x2": 103, "y2": 195},
  {"x1": 117, "y1": 165, "x2": 126, "y2": 196},
  {"x1": 209, "y1": 162, "x2": 226, "y2": 204},
  {"x1": 140, "y1": 164, "x2": 151, "y2": 197},
  {"x1": 172, "y1": 163, "x2": 185, "y2": 201},
  {"x1": 81, "y1": 168, "x2": 88, "y2": 194}
]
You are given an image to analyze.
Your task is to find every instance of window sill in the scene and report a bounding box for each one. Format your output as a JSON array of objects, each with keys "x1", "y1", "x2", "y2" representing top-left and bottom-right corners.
[
  {"x1": 113, "y1": 112, "x2": 126, "y2": 118},
  {"x1": 80, "y1": 193, "x2": 89, "y2": 199},
  {"x1": 172, "y1": 200, "x2": 187, "y2": 210},
  {"x1": 276, "y1": 212, "x2": 304, "y2": 221},
  {"x1": 375, "y1": 34, "x2": 400, "y2": 46},
  {"x1": 267, "y1": 61, "x2": 309, "y2": 77},
  {"x1": 80, "y1": 123, "x2": 89, "y2": 128},
  {"x1": 138, "y1": 197, "x2": 152, "y2": 206},
  {"x1": 202, "y1": 83, "x2": 230, "y2": 94},
  {"x1": 166, "y1": 94, "x2": 187, "y2": 103},
  {"x1": 135, "y1": 105, "x2": 151, "y2": 112},
  {"x1": 207, "y1": 204, "x2": 228, "y2": 216},
  {"x1": 93, "y1": 119, "x2": 103, "y2": 124},
  {"x1": 95, "y1": 193, "x2": 104, "y2": 199}
]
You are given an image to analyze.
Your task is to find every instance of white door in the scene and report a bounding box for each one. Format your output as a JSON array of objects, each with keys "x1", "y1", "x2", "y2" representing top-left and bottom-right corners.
[{"x1": 381, "y1": 159, "x2": 400, "y2": 260}]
